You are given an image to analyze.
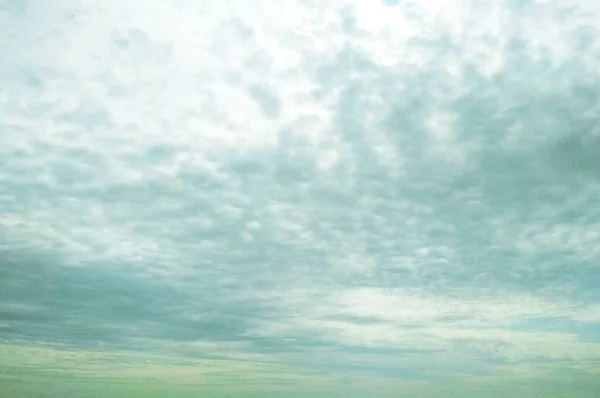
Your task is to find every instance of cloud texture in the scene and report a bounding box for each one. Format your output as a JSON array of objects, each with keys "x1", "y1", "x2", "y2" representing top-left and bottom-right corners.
[{"x1": 1, "y1": 0, "x2": 600, "y2": 396}]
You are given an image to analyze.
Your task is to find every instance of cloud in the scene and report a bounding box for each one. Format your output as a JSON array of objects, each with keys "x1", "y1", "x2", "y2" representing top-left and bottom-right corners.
[{"x1": 1, "y1": 0, "x2": 600, "y2": 395}]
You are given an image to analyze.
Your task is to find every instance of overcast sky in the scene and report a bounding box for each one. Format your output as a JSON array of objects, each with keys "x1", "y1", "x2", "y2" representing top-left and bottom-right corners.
[{"x1": 1, "y1": 0, "x2": 600, "y2": 397}]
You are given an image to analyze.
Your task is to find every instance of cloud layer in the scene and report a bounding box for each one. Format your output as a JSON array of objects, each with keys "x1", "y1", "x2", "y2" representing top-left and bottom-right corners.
[{"x1": 1, "y1": 0, "x2": 600, "y2": 396}]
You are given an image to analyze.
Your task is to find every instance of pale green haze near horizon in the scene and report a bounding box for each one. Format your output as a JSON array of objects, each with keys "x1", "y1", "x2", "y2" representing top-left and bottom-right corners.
[{"x1": 1, "y1": 0, "x2": 600, "y2": 396}]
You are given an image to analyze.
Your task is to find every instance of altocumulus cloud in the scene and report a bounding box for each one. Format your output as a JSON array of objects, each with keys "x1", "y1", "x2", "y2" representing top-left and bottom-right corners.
[{"x1": 1, "y1": 0, "x2": 600, "y2": 397}]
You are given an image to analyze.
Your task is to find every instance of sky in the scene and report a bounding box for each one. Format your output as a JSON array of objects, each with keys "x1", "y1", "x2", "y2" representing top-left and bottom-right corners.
[{"x1": 1, "y1": 0, "x2": 600, "y2": 396}]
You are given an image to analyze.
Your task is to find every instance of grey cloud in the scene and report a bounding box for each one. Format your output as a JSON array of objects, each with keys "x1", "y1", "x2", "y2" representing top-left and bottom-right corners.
[
  {"x1": 0, "y1": 247, "x2": 283, "y2": 350},
  {"x1": 298, "y1": 5, "x2": 600, "y2": 300},
  {"x1": 248, "y1": 84, "x2": 282, "y2": 119}
]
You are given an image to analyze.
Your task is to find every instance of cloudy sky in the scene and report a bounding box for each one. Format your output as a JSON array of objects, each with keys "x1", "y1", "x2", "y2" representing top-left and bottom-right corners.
[{"x1": 1, "y1": 0, "x2": 600, "y2": 396}]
